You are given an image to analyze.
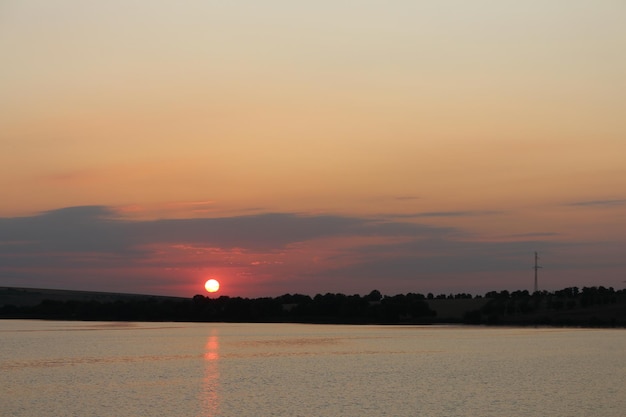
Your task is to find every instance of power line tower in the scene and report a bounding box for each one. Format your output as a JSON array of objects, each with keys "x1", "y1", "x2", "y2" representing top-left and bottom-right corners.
[{"x1": 533, "y1": 251, "x2": 542, "y2": 293}]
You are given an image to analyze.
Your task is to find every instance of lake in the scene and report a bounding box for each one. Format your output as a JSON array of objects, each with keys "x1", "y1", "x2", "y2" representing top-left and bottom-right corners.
[{"x1": 1, "y1": 321, "x2": 624, "y2": 416}]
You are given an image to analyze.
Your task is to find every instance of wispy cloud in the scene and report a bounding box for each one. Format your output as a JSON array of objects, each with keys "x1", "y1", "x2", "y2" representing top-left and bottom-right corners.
[
  {"x1": 40, "y1": 169, "x2": 102, "y2": 184},
  {"x1": 504, "y1": 232, "x2": 561, "y2": 239},
  {"x1": 567, "y1": 199, "x2": 626, "y2": 207},
  {"x1": 388, "y1": 210, "x2": 503, "y2": 219},
  {"x1": 393, "y1": 195, "x2": 421, "y2": 201}
]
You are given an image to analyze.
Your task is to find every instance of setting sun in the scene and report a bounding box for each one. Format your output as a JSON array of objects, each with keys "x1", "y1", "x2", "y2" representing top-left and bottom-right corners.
[{"x1": 204, "y1": 279, "x2": 220, "y2": 293}]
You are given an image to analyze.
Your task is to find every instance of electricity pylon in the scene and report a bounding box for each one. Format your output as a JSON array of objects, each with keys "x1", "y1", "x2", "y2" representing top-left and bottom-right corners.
[{"x1": 534, "y1": 251, "x2": 542, "y2": 293}]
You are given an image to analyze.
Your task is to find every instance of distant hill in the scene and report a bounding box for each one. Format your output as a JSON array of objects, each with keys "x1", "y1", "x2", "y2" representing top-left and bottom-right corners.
[{"x1": 0, "y1": 287, "x2": 185, "y2": 307}]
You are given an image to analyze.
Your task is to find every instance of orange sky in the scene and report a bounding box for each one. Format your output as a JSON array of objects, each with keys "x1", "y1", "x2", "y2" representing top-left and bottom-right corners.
[{"x1": 1, "y1": 1, "x2": 625, "y2": 297}]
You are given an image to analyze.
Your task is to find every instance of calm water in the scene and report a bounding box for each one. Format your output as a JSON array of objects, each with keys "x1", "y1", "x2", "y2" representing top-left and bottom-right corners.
[{"x1": 1, "y1": 321, "x2": 624, "y2": 417}]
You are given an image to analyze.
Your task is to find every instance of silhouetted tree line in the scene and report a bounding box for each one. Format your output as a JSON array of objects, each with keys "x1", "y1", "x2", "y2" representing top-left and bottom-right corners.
[
  {"x1": 427, "y1": 292, "x2": 474, "y2": 300},
  {"x1": 1, "y1": 286, "x2": 624, "y2": 326},
  {"x1": 464, "y1": 286, "x2": 626, "y2": 327},
  {"x1": 0, "y1": 289, "x2": 434, "y2": 324}
]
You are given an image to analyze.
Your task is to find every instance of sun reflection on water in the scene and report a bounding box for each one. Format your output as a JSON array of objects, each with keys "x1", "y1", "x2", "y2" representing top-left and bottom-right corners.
[{"x1": 201, "y1": 328, "x2": 220, "y2": 416}]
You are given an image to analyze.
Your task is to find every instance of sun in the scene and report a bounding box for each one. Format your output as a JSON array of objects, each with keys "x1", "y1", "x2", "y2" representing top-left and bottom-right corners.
[{"x1": 204, "y1": 279, "x2": 220, "y2": 293}]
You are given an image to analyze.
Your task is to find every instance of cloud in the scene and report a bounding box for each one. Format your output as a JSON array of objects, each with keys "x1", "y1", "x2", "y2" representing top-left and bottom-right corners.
[
  {"x1": 504, "y1": 232, "x2": 560, "y2": 239},
  {"x1": 0, "y1": 206, "x2": 450, "y2": 258},
  {"x1": 0, "y1": 206, "x2": 135, "y2": 254},
  {"x1": 40, "y1": 169, "x2": 101, "y2": 185},
  {"x1": 0, "y1": 206, "x2": 466, "y2": 294},
  {"x1": 418, "y1": 210, "x2": 504, "y2": 217},
  {"x1": 393, "y1": 195, "x2": 420, "y2": 201},
  {"x1": 567, "y1": 199, "x2": 626, "y2": 207},
  {"x1": 133, "y1": 213, "x2": 376, "y2": 250},
  {"x1": 388, "y1": 210, "x2": 503, "y2": 219},
  {"x1": 1, "y1": 205, "x2": 621, "y2": 296}
]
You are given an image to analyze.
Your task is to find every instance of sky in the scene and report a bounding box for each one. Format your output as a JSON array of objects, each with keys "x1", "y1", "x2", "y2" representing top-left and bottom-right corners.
[{"x1": 1, "y1": 1, "x2": 625, "y2": 298}]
